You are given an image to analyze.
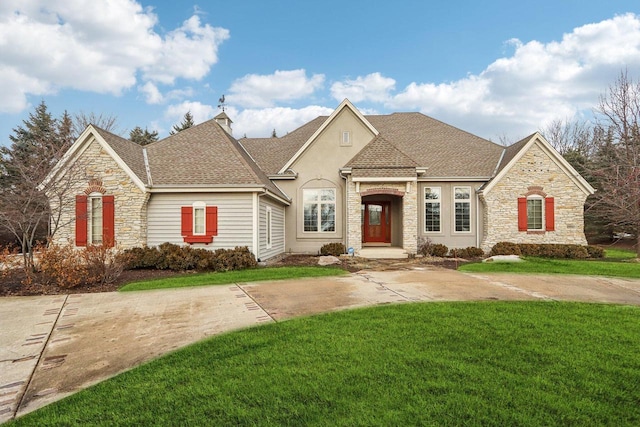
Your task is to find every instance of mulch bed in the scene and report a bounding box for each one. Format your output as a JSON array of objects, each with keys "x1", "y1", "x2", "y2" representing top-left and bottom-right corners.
[{"x1": 1, "y1": 254, "x2": 465, "y2": 297}]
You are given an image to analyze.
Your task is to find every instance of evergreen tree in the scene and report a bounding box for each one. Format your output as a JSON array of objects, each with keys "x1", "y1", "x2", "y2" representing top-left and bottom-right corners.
[
  {"x1": 129, "y1": 126, "x2": 159, "y2": 145},
  {"x1": 170, "y1": 111, "x2": 195, "y2": 135}
]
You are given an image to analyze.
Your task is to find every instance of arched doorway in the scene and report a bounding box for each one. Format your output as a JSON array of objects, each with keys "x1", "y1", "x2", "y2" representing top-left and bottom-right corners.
[{"x1": 360, "y1": 192, "x2": 403, "y2": 246}]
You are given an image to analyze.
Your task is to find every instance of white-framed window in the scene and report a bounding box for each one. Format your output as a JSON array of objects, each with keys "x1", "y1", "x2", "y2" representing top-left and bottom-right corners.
[
  {"x1": 424, "y1": 187, "x2": 441, "y2": 233},
  {"x1": 341, "y1": 131, "x2": 351, "y2": 146},
  {"x1": 266, "y1": 206, "x2": 272, "y2": 249},
  {"x1": 454, "y1": 187, "x2": 471, "y2": 233},
  {"x1": 89, "y1": 194, "x2": 103, "y2": 244},
  {"x1": 527, "y1": 196, "x2": 544, "y2": 231},
  {"x1": 193, "y1": 202, "x2": 206, "y2": 235},
  {"x1": 303, "y1": 188, "x2": 336, "y2": 232}
]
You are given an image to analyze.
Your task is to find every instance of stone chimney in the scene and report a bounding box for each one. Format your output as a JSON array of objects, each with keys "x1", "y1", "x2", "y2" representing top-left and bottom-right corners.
[{"x1": 214, "y1": 112, "x2": 233, "y2": 135}]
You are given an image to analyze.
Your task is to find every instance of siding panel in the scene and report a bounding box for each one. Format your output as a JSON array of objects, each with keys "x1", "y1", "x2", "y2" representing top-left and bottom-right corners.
[
  {"x1": 147, "y1": 193, "x2": 254, "y2": 251},
  {"x1": 259, "y1": 197, "x2": 286, "y2": 260}
]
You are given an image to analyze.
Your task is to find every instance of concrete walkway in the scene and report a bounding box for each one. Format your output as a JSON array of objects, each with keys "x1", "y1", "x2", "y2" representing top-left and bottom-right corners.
[{"x1": 2, "y1": 266, "x2": 640, "y2": 423}]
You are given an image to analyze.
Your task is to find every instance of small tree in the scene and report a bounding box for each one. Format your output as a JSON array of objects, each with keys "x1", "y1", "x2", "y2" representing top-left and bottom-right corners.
[
  {"x1": 129, "y1": 126, "x2": 159, "y2": 145},
  {"x1": 170, "y1": 111, "x2": 195, "y2": 135},
  {"x1": 0, "y1": 101, "x2": 81, "y2": 271},
  {"x1": 73, "y1": 111, "x2": 119, "y2": 139}
]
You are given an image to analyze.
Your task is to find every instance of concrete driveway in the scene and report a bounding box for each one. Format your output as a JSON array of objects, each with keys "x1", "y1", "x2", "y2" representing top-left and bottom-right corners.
[{"x1": 2, "y1": 265, "x2": 640, "y2": 423}]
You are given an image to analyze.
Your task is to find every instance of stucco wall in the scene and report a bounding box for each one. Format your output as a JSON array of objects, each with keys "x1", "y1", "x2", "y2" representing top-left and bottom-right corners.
[
  {"x1": 278, "y1": 107, "x2": 377, "y2": 253},
  {"x1": 50, "y1": 138, "x2": 148, "y2": 249},
  {"x1": 480, "y1": 141, "x2": 589, "y2": 252}
]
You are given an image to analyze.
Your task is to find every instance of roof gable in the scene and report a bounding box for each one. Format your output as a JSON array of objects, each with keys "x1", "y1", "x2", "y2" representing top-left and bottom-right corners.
[
  {"x1": 277, "y1": 99, "x2": 378, "y2": 174},
  {"x1": 345, "y1": 135, "x2": 418, "y2": 169},
  {"x1": 481, "y1": 132, "x2": 595, "y2": 196},
  {"x1": 41, "y1": 125, "x2": 148, "y2": 192}
]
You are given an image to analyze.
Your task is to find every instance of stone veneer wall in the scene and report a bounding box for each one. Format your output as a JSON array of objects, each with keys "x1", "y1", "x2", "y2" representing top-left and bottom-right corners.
[
  {"x1": 50, "y1": 139, "x2": 149, "y2": 249},
  {"x1": 480, "y1": 142, "x2": 589, "y2": 252},
  {"x1": 346, "y1": 178, "x2": 417, "y2": 254}
]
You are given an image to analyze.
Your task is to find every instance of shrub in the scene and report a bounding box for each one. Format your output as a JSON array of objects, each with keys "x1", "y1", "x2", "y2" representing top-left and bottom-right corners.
[
  {"x1": 0, "y1": 245, "x2": 21, "y2": 280},
  {"x1": 81, "y1": 244, "x2": 125, "y2": 285},
  {"x1": 37, "y1": 243, "x2": 125, "y2": 288},
  {"x1": 490, "y1": 242, "x2": 522, "y2": 256},
  {"x1": 320, "y1": 242, "x2": 346, "y2": 257},
  {"x1": 586, "y1": 245, "x2": 605, "y2": 259},
  {"x1": 123, "y1": 244, "x2": 257, "y2": 272},
  {"x1": 450, "y1": 247, "x2": 485, "y2": 258},
  {"x1": 491, "y1": 242, "x2": 599, "y2": 259},
  {"x1": 418, "y1": 237, "x2": 448, "y2": 257}
]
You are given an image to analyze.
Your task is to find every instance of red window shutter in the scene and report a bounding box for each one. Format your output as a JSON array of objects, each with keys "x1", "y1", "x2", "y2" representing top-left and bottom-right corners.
[
  {"x1": 103, "y1": 195, "x2": 115, "y2": 247},
  {"x1": 181, "y1": 207, "x2": 193, "y2": 236},
  {"x1": 517, "y1": 197, "x2": 527, "y2": 231},
  {"x1": 75, "y1": 195, "x2": 88, "y2": 246},
  {"x1": 545, "y1": 197, "x2": 555, "y2": 231},
  {"x1": 206, "y1": 206, "x2": 218, "y2": 236}
]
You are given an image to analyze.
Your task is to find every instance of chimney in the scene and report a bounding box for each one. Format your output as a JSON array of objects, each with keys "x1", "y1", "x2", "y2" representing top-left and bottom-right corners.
[{"x1": 214, "y1": 112, "x2": 233, "y2": 135}]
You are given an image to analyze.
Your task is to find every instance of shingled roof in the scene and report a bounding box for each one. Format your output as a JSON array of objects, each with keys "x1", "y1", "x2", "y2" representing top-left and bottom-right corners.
[
  {"x1": 241, "y1": 111, "x2": 506, "y2": 179},
  {"x1": 140, "y1": 119, "x2": 287, "y2": 199}
]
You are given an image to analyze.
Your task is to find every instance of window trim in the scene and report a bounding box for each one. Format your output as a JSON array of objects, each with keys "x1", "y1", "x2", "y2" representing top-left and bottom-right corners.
[
  {"x1": 424, "y1": 186, "x2": 442, "y2": 233},
  {"x1": 526, "y1": 195, "x2": 544, "y2": 231},
  {"x1": 88, "y1": 193, "x2": 103, "y2": 245},
  {"x1": 192, "y1": 201, "x2": 206, "y2": 235},
  {"x1": 453, "y1": 186, "x2": 472, "y2": 234},
  {"x1": 266, "y1": 206, "x2": 273, "y2": 249},
  {"x1": 302, "y1": 188, "x2": 336, "y2": 233}
]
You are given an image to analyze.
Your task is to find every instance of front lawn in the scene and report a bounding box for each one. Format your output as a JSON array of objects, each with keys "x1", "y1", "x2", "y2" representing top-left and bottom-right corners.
[
  {"x1": 459, "y1": 248, "x2": 640, "y2": 278},
  {"x1": 10, "y1": 302, "x2": 640, "y2": 426},
  {"x1": 119, "y1": 266, "x2": 347, "y2": 292}
]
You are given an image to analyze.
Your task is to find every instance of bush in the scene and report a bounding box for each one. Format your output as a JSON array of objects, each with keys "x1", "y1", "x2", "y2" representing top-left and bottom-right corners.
[
  {"x1": 490, "y1": 242, "x2": 522, "y2": 256},
  {"x1": 418, "y1": 237, "x2": 448, "y2": 257},
  {"x1": 122, "y1": 244, "x2": 257, "y2": 272},
  {"x1": 320, "y1": 243, "x2": 346, "y2": 257},
  {"x1": 37, "y1": 243, "x2": 124, "y2": 288},
  {"x1": 450, "y1": 247, "x2": 485, "y2": 258},
  {"x1": 491, "y1": 242, "x2": 600, "y2": 259},
  {"x1": 586, "y1": 245, "x2": 605, "y2": 258}
]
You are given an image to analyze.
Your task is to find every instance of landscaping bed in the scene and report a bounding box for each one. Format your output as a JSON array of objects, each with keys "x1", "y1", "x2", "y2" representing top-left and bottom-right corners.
[{"x1": 0, "y1": 254, "x2": 467, "y2": 297}]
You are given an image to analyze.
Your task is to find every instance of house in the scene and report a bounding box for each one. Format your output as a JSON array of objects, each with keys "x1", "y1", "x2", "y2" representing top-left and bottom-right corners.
[{"x1": 44, "y1": 99, "x2": 595, "y2": 260}]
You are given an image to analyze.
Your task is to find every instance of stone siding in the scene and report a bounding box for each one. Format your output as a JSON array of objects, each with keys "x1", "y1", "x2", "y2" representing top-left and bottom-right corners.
[
  {"x1": 346, "y1": 178, "x2": 418, "y2": 254},
  {"x1": 481, "y1": 142, "x2": 588, "y2": 252},
  {"x1": 50, "y1": 139, "x2": 149, "y2": 249}
]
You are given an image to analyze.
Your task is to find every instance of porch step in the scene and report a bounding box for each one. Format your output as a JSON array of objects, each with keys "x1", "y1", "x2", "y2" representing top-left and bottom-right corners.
[{"x1": 358, "y1": 247, "x2": 408, "y2": 259}]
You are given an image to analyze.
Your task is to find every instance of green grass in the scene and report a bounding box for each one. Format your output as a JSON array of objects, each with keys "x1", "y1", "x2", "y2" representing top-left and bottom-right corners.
[
  {"x1": 460, "y1": 248, "x2": 640, "y2": 278},
  {"x1": 11, "y1": 302, "x2": 640, "y2": 426},
  {"x1": 119, "y1": 266, "x2": 347, "y2": 292}
]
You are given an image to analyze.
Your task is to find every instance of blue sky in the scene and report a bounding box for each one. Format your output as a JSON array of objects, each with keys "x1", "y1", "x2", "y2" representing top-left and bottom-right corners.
[{"x1": 1, "y1": 0, "x2": 639, "y2": 146}]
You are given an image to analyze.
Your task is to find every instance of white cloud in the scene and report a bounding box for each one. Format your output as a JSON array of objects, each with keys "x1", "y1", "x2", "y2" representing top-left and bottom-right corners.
[
  {"x1": 387, "y1": 13, "x2": 640, "y2": 140},
  {"x1": 139, "y1": 82, "x2": 164, "y2": 104},
  {"x1": 227, "y1": 69, "x2": 325, "y2": 108},
  {"x1": 330, "y1": 73, "x2": 396, "y2": 103},
  {"x1": 0, "y1": 0, "x2": 229, "y2": 112},
  {"x1": 164, "y1": 101, "x2": 218, "y2": 126},
  {"x1": 231, "y1": 106, "x2": 334, "y2": 138}
]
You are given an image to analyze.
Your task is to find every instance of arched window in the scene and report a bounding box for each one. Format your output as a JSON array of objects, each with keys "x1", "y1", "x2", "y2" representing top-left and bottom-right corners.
[{"x1": 518, "y1": 193, "x2": 554, "y2": 233}]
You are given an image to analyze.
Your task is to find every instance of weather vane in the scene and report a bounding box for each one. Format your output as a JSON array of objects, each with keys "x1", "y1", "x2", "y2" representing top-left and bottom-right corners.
[{"x1": 218, "y1": 95, "x2": 226, "y2": 112}]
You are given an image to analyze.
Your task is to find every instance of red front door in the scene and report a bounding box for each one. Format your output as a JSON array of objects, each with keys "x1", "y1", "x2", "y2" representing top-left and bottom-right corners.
[{"x1": 363, "y1": 202, "x2": 391, "y2": 243}]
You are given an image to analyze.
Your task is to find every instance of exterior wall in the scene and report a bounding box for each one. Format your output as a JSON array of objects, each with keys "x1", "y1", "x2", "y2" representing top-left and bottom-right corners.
[
  {"x1": 50, "y1": 138, "x2": 148, "y2": 249},
  {"x1": 417, "y1": 181, "x2": 484, "y2": 249},
  {"x1": 481, "y1": 141, "x2": 589, "y2": 251},
  {"x1": 147, "y1": 192, "x2": 255, "y2": 252},
  {"x1": 258, "y1": 197, "x2": 285, "y2": 261},
  {"x1": 346, "y1": 179, "x2": 418, "y2": 254},
  {"x1": 278, "y1": 107, "x2": 377, "y2": 253}
]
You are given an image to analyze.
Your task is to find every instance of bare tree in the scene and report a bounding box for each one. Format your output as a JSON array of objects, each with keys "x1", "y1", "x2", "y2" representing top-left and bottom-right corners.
[
  {"x1": 542, "y1": 118, "x2": 594, "y2": 157},
  {"x1": 73, "y1": 111, "x2": 119, "y2": 138},
  {"x1": 589, "y1": 71, "x2": 640, "y2": 254}
]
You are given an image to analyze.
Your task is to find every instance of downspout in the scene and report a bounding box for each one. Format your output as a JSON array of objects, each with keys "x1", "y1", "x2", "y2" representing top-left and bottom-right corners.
[
  {"x1": 253, "y1": 192, "x2": 259, "y2": 261},
  {"x1": 476, "y1": 190, "x2": 481, "y2": 248}
]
